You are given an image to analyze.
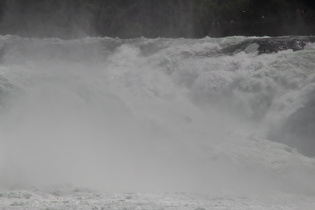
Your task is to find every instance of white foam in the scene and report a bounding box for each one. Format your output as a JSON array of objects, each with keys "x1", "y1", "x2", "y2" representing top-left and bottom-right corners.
[{"x1": 0, "y1": 36, "x2": 314, "y2": 194}]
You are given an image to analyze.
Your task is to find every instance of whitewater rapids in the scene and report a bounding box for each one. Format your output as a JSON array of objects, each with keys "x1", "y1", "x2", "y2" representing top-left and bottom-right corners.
[{"x1": 0, "y1": 35, "x2": 315, "y2": 209}]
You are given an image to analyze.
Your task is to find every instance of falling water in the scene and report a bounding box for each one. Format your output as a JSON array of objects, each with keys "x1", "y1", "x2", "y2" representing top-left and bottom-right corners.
[{"x1": 0, "y1": 35, "x2": 315, "y2": 194}]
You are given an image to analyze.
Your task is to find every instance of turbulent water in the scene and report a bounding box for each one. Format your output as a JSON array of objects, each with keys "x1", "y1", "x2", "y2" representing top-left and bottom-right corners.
[{"x1": 0, "y1": 35, "x2": 315, "y2": 199}]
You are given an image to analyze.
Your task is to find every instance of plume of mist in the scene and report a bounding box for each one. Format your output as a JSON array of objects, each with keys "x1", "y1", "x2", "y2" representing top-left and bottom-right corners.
[
  {"x1": 0, "y1": 0, "x2": 95, "y2": 38},
  {"x1": 0, "y1": 0, "x2": 196, "y2": 39},
  {"x1": 0, "y1": 37, "x2": 314, "y2": 195}
]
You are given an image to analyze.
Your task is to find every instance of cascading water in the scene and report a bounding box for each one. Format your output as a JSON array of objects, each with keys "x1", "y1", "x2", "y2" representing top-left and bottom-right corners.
[{"x1": 0, "y1": 35, "x2": 315, "y2": 196}]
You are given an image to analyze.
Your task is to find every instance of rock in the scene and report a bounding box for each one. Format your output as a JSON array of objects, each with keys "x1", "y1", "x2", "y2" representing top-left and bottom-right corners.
[{"x1": 220, "y1": 36, "x2": 315, "y2": 55}]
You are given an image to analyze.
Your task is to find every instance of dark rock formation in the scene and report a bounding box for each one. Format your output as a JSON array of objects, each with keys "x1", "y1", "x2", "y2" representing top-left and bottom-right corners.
[{"x1": 221, "y1": 36, "x2": 315, "y2": 55}]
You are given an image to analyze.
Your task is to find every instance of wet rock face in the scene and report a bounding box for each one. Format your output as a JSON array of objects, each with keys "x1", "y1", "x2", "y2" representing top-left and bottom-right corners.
[
  {"x1": 257, "y1": 39, "x2": 307, "y2": 54},
  {"x1": 221, "y1": 36, "x2": 315, "y2": 55}
]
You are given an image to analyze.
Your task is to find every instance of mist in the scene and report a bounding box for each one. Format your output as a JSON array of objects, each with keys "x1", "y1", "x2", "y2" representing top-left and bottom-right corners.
[
  {"x1": 0, "y1": 37, "x2": 314, "y2": 197},
  {"x1": 0, "y1": 38, "x2": 246, "y2": 192},
  {"x1": 0, "y1": 4, "x2": 314, "y2": 208},
  {"x1": 0, "y1": 0, "x2": 195, "y2": 39}
]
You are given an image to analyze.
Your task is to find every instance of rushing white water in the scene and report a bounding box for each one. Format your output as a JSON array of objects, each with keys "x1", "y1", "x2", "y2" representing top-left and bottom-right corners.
[{"x1": 0, "y1": 35, "x2": 314, "y2": 196}]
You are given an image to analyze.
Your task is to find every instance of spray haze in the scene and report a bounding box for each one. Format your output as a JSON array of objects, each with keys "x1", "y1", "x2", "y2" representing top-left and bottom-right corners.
[
  {"x1": 0, "y1": 37, "x2": 237, "y2": 192},
  {"x1": 0, "y1": 0, "x2": 195, "y2": 39},
  {"x1": 0, "y1": 0, "x2": 314, "y2": 198},
  {"x1": 0, "y1": 36, "x2": 314, "y2": 195}
]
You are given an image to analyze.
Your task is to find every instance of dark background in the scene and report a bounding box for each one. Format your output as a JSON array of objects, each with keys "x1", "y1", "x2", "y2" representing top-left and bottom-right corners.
[{"x1": 0, "y1": 0, "x2": 314, "y2": 39}]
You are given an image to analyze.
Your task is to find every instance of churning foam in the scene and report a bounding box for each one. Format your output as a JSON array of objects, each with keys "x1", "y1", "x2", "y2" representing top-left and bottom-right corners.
[{"x1": 0, "y1": 36, "x2": 314, "y2": 193}]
